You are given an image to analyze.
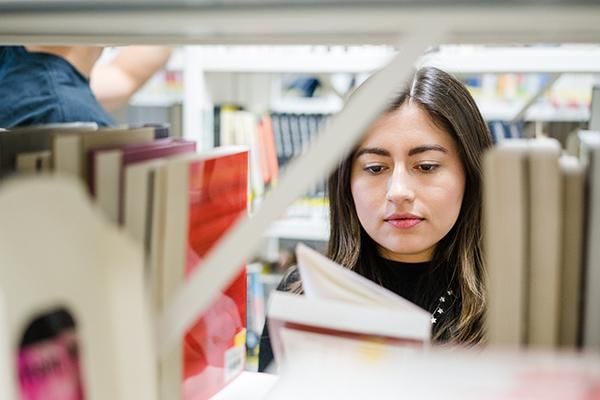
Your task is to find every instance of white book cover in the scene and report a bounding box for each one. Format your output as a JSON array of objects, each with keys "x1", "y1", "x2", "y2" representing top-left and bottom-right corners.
[{"x1": 267, "y1": 244, "x2": 431, "y2": 368}]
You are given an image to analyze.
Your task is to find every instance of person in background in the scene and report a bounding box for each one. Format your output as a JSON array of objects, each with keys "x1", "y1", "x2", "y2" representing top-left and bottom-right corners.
[
  {"x1": 0, "y1": 45, "x2": 171, "y2": 128},
  {"x1": 258, "y1": 66, "x2": 493, "y2": 372}
]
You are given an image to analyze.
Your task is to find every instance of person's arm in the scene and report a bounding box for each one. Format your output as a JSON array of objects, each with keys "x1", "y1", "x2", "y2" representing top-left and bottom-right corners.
[{"x1": 90, "y1": 46, "x2": 172, "y2": 112}]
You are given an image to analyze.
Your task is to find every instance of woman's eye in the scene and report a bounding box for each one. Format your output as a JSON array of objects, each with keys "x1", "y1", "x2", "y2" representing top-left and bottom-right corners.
[
  {"x1": 417, "y1": 163, "x2": 439, "y2": 173},
  {"x1": 365, "y1": 165, "x2": 385, "y2": 174}
]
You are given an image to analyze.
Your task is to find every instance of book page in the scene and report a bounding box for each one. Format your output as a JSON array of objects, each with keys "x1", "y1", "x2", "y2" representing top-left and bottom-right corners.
[{"x1": 296, "y1": 243, "x2": 426, "y2": 313}]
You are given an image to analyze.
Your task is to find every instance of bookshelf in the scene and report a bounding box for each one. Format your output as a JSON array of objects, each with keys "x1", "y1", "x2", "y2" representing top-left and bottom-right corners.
[
  {"x1": 126, "y1": 43, "x2": 600, "y2": 153},
  {"x1": 2, "y1": 1, "x2": 600, "y2": 45},
  {"x1": 265, "y1": 217, "x2": 329, "y2": 242},
  {"x1": 419, "y1": 45, "x2": 600, "y2": 75},
  {"x1": 3, "y1": 1, "x2": 600, "y2": 398}
]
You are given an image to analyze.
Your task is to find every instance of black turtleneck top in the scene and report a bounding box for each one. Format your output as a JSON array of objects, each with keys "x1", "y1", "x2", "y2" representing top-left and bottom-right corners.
[{"x1": 376, "y1": 257, "x2": 433, "y2": 306}]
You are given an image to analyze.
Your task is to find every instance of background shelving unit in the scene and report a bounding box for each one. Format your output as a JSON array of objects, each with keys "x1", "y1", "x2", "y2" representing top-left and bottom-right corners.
[{"x1": 125, "y1": 44, "x2": 600, "y2": 133}]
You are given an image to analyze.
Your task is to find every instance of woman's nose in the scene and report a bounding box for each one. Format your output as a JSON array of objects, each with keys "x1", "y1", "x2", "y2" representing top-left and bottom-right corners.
[{"x1": 385, "y1": 169, "x2": 416, "y2": 203}]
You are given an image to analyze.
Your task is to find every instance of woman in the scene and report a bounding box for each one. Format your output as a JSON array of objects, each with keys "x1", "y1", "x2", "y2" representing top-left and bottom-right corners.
[{"x1": 259, "y1": 66, "x2": 492, "y2": 372}]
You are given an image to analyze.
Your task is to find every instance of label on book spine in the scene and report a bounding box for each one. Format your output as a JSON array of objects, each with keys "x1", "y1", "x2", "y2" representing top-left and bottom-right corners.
[{"x1": 224, "y1": 329, "x2": 246, "y2": 383}]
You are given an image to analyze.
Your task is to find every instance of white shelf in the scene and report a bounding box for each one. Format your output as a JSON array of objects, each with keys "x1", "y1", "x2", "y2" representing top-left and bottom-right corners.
[
  {"x1": 270, "y1": 96, "x2": 342, "y2": 114},
  {"x1": 478, "y1": 101, "x2": 591, "y2": 122},
  {"x1": 192, "y1": 44, "x2": 600, "y2": 75},
  {"x1": 2, "y1": 4, "x2": 600, "y2": 45},
  {"x1": 265, "y1": 217, "x2": 329, "y2": 241},
  {"x1": 193, "y1": 45, "x2": 395, "y2": 73},
  {"x1": 419, "y1": 45, "x2": 600, "y2": 74},
  {"x1": 525, "y1": 104, "x2": 590, "y2": 122},
  {"x1": 209, "y1": 372, "x2": 278, "y2": 400},
  {"x1": 129, "y1": 93, "x2": 182, "y2": 107}
]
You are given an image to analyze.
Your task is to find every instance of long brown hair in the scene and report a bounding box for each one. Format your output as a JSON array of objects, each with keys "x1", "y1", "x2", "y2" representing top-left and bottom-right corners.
[{"x1": 327, "y1": 67, "x2": 492, "y2": 344}]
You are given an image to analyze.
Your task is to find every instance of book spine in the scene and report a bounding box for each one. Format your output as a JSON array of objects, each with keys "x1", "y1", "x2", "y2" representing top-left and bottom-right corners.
[
  {"x1": 484, "y1": 145, "x2": 529, "y2": 346},
  {"x1": 583, "y1": 146, "x2": 600, "y2": 350}
]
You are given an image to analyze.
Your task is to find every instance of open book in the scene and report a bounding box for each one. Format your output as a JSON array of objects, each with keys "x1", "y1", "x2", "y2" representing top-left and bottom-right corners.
[{"x1": 267, "y1": 244, "x2": 431, "y2": 368}]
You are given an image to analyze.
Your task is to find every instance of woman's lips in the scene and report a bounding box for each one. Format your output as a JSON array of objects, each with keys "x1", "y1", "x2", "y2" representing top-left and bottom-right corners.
[
  {"x1": 384, "y1": 214, "x2": 424, "y2": 229},
  {"x1": 385, "y1": 218, "x2": 423, "y2": 229}
]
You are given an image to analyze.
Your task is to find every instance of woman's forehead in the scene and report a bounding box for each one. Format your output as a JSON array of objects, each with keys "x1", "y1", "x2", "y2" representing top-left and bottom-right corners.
[{"x1": 359, "y1": 103, "x2": 455, "y2": 150}]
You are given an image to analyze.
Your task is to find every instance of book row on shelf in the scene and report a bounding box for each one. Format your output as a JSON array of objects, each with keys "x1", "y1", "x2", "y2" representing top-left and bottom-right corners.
[
  {"x1": 1, "y1": 125, "x2": 600, "y2": 399},
  {"x1": 0, "y1": 123, "x2": 251, "y2": 399},
  {"x1": 484, "y1": 132, "x2": 600, "y2": 349},
  {"x1": 213, "y1": 104, "x2": 330, "y2": 207}
]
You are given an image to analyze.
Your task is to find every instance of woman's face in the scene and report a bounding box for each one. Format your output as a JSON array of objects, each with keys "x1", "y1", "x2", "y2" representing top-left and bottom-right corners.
[{"x1": 350, "y1": 102, "x2": 466, "y2": 262}]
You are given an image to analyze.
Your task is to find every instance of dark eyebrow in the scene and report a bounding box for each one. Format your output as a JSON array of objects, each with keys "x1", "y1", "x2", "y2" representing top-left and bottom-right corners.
[
  {"x1": 354, "y1": 147, "x2": 391, "y2": 159},
  {"x1": 354, "y1": 145, "x2": 448, "y2": 159},
  {"x1": 408, "y1": 144, "x2": 448, "y2": 156}
]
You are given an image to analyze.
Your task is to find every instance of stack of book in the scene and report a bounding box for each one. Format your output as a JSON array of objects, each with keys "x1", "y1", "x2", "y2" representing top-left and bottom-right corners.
[
  {"x1": 0, "y1": 123, "x2": 250, "y2": 400},
  {"x1": 484, "y1": 132, "x2": 600, "y2": 350}
]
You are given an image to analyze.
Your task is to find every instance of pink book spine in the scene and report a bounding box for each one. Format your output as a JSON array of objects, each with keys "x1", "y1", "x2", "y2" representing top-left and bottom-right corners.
[{"x1": 18, "y1": 330, "x2": 84, "y2": 400}]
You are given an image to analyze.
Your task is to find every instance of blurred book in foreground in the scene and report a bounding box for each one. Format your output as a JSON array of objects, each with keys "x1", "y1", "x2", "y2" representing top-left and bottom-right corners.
[
  {"x1": 265, "y1": 341, "x2": 600, "y2": 400},
  {"x1": 267, "y1": 244, "x2": 431, "y2": 370}
]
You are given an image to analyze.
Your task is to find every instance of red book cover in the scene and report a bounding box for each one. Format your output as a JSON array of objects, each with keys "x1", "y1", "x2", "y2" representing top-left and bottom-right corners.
[
  {"x1": 188, "y1": 211, "x2": 246, "y2": 255},
  {"x1": 188, "y1": 188, "x2": 247, "y2": 224},
  {"x1": 181, "y1": 150, "x2": 248, "y2": 400}
]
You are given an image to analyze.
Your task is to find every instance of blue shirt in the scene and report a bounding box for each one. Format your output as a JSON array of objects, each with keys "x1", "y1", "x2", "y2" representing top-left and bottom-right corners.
[{"x1": 0, "y1": 46, "x2": 114, "y2": 128}]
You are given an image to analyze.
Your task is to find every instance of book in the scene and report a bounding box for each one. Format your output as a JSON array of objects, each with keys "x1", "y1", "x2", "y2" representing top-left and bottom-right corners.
[
  {"x1": 122, "y1": 158, "x2": 168, "y2": 316},
  {"x1": 90, "y1": 138, "x2": 196, "y2": 223},
  {"x1": 0, "y1": 176, "x2": 156, "y2": 400},
  {"x1": 123, "y1": 158, "x2": 165, "y2": 248},
  {"x1": 590, "y1": 85, "x2": 600, "y2": 132},
  {"x1": 265, "y1": 340, "x2": 600, "y2": 400},
  {"x1": 233, "y1": 111, "x2": 264, "y2": 202},
  {"x1": 0, "y1": 123, "x2": 97, "y2": 178},
  {"x1": 279, "y1": 113, "x2": 293, "y2": 165},
  {"x1": 578, "y1": 130, "x2": 600, "y2": 350},
  {"x1": 260, "y1": 114, "x2": 279, "y2": 184},
  {"x1": 558, "y1": 155, "x2": 585, "y2": 348},
  {"x1": 219, "y1": 110, "x2": 265, "y2": 204},
  {"x1": 218, "y1": 104, "x2": 243, "y2": 148},
  {"x1": 15, "y1": 150, "x2": 51, "y2": 174},
  {"x1": 246, "y1": 263, "x2": 267, "y2": 369},
  {"x1": 255, "y1": 117, "x2": 272, "y2": 185},
  {"x1": 298, "y1": 114, "x2": 311, "y2": 153},
  {"x1": 270, "y1": 113, "x2": 286, "y2": 167},
  {"x1": 483, "y1": 140, "x2": 530, "y2": 347},
  {"x1": 52, "y1": 127, "x2": 154, "y2": 180},
  {"x1": 267, "y1": 244, "x2": 431, "y2": 369},
  {"x1": 156, "y1": 147, "x2": 249, "y2": 400},
  {"x1": 141, "y1": 122, "x2": 171, "y2": 139},
  {"x1": 288, "y1": 113, "x2": 302, "y2": 160},
  {"x1": 526, "y1": 138, "x2": 562, "y2": 347}
]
